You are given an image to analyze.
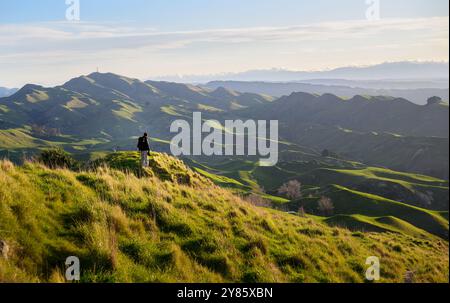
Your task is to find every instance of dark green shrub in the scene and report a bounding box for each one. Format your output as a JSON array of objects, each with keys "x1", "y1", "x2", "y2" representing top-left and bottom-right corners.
[{"x1": 37, "y1": 148, "x2": 79, "y2": 170}]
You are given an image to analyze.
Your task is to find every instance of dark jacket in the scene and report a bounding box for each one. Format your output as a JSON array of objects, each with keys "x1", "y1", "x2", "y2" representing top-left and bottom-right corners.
[{"x1": 137, "y1": 136, "x2": 150, "y2": 151}]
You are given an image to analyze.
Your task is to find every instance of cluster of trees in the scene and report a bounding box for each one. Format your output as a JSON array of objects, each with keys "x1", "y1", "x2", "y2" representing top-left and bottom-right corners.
[
  {"x1": 317, "y1": 196, "x2": 334, "y2": 216},
  {"x1": 277, "y1": 180, "x2": 334, "y2": 216},
  {"x1": 278, "y1": 180, "x2": 302, "y2": 200}
]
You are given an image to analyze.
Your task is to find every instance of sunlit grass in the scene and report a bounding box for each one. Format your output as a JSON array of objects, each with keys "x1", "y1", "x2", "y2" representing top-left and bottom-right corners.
[{"x1": 0, "y1": 153, "x2": 448, "y2": 283}]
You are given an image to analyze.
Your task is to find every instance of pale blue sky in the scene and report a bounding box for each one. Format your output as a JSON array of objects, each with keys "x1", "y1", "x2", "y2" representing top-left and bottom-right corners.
[
  {"x1": 0, "y1": 0, "x2": 448, "y2": 87},
  {"x1": 1, "y1": 0, "x2": 448, "y2": 27}
]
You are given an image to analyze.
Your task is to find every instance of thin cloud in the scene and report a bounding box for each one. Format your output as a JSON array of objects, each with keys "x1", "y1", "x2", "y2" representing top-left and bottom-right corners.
[
  {"x1": 1, "y1": 17, "x2": 447, "y2": 48},
  {"x1": 0, "y1": 17, "x2": 448, "y2": 87}
]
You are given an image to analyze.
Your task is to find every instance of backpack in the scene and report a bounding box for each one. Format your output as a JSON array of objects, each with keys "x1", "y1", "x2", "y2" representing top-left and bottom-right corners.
[
  {"x1": 137, "y1": 137, "x2": 145, "y2": 150},
  {"x1": 138, "y1": 136, "x2": 150, "y2": 151}
]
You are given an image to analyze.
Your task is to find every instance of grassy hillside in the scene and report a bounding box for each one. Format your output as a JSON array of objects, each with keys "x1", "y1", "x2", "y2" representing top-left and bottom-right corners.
[
  {"x1": 0, "y1": 152, "x2": 448, "y2": 283},
  {"x1": 322, "y1": 185, "x2": 448, "y2": 238},
  {"x1": 323, "y1": 215, "x2": 433, "y2": 238},
  {"x1": 163, "y1": 153, "x2": 450, "y2": 241},
  {"x1": 245, "y1": 159, "x2": 449, "y2": 239},
  {"x1": 285, "y1": 166, "x2": 450, "y2": 211}
]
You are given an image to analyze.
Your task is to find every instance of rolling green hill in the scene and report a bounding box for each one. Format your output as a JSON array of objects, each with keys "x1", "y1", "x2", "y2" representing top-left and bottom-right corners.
[
  {"x1": 321, "y1": 185, "x2": 448, "y2": 239},
  {"x1": 0, "y1": 73, "x2": 272, "y2": 146},
  {"x1": 323, "y1": 215, "x2": 434, "y2": 239},
  {"x1": 0, "y1": 152, "x2": 448, "y2": 283},
  {"x1": 273, "y1": 165, "x2": 449, "y2": 211},
  {"x1": 185, "y1": 152, "x2": 449, "y2": 240}
]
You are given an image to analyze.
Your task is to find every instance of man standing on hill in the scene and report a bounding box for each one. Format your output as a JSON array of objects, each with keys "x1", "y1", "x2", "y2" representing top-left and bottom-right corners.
[{"x1": 137, "y1": 133, "x2": 150, "y2": 167}]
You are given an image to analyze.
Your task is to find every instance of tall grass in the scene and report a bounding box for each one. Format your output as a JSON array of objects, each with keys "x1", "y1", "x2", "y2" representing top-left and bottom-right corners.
[{"x1": 0, "y1": 153, "x2": 448, "y2": 283}]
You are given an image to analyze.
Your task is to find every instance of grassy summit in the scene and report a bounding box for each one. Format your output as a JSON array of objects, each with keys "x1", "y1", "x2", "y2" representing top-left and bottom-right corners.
[{"x1": 0, "y1": 152, "x2": 448, "y2": 282}]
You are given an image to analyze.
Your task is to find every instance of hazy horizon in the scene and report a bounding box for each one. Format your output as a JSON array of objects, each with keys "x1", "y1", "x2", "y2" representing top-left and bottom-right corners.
[{"x1": 1, "y1": 61, "x2": 448, "y2": 90}]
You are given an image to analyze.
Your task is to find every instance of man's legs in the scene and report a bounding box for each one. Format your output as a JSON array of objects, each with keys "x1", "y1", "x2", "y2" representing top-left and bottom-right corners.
[
  {"x1": 141, "y1": 151, "x2": 148, "y2": 167},
  {"x1": 144, "y1": 151, "x2": 149, "y2": 167}
]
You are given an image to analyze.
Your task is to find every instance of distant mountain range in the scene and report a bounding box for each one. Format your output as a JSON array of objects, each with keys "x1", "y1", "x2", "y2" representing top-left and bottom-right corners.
[
  {"x1": 154, "y1": 61, "x2": 449, "y2": 83},
  {"x1": 294, "y1": 78, "x2": 450, "y2": 90},
  {"x1": 0, "y1": 87, "x2": 18, "y2": 98},
  {"x1": 204, "y1": 81, "x2": 449, "y2": 105}
]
